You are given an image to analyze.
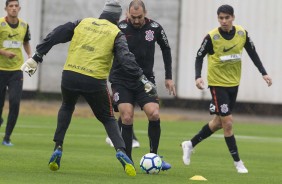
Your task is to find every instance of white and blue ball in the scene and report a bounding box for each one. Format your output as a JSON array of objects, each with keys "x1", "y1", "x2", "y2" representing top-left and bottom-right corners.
[{"x1": 140, "y1": 153, "x2": 162, "y2": 174}]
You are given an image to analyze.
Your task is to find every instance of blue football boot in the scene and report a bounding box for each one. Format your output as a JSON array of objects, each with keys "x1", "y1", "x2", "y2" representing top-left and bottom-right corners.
[
  {"x1": 160, "y1": 158, "x2": 171, "y2": 171},
  {"x1": 116, "y1": 151, "x2": 136, "y2": 176},
  {"x1": 48, "y1": 146, "x2": 62, "y2": 171}
]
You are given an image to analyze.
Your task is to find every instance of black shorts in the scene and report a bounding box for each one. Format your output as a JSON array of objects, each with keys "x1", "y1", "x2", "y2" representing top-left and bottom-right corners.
[
  {"x1": 111, "y1": 83, "x2": 159, "y2": 112},
  {"x1": 209, "y1": 86, "x2": 238, "y2": 116}
]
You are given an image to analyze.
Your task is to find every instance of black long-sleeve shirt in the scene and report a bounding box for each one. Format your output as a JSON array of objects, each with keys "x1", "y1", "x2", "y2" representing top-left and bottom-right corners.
[
  {"x1": 110, "y1": 18, "x2": 172, "y2": 88},
  {"x1": 195, "y1": 26, "x2": 267, "y2": 79},
  {"x1": 34, "y1": 19, "x2": 143, "y2": 92}
]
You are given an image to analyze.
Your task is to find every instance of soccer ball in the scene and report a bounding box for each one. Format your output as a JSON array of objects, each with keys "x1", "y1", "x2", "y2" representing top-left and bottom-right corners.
[{"x1": 140, "y1": 153, "x2": 162, "y2": 174}]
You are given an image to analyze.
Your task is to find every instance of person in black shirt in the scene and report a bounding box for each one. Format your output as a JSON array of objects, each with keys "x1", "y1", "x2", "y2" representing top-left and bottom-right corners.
[
  {"x1": 181, "y1": 4, "x2": 272, "y2": 174},
  {"x1": 109, "y1": 0, "x2": 176, "y2": 171}
]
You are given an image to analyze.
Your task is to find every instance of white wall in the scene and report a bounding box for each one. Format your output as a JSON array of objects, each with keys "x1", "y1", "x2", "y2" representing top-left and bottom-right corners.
[
  {"x1": 38, "y1": 0, "x2": 179, "y2": 95},
  {"x1": 178, "y1": 0, "x2": 282, "y2": 104},
  {"x1": 0, "y1": 0, "x2": 42, "y2": 90},
  {"x1": 2, "y1": 0, "x2": 281, "y2": 104}
]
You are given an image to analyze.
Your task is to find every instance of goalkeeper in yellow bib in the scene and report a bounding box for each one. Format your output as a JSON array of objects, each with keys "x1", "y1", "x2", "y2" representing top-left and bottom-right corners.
[
  {"x1": 181, "y1": 4, "x2": 272, "y2": 173},
  {"x1": 21, "y1": 0, "x2": 156, "y2": 177}
]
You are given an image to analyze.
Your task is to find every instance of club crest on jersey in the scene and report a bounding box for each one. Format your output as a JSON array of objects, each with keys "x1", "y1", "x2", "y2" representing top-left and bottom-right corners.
[
  {"x1": 113, "y1": 92, "x2": 120, "y2": 102},
  {"x1": 145, "y1": 30, "x2": 154, "y2": 41},
  {"x1": 237, "y1": 30, "x2": 245, "y2": 36},
  {"x1": 119, "y1": 23, "x2": 127, "y2": 29},
  {"x1": 1, "y1": 22, "x2": 6, "y2": 27},
  {"x1": 213, "y1": 34, "x2": 220, "y2": 40},
  {"x1": 150, "y1": 22, "x2": 159, "y2": 28},
  {"x1": 20, "y1": 22, "x2": 26, "y2": 27}
]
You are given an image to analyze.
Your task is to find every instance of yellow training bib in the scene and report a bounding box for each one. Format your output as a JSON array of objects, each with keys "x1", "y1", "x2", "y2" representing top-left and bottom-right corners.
[
  {"x1": 207, "y1": 25, "x2": 246, "y2": 86},
  {"x1": 64, "y1": 18, "x2": 120, "y2": 79}
]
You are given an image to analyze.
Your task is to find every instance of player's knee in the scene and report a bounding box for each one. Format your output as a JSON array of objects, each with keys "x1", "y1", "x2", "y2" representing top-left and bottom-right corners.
[
  {"x1": 209, "y1": 118, "x2": 222, "y2": 131},
  {"x1": 221, "y1": 118, "x2": 233, "y2": 133},
  {"x1": 224, "y1": 122, "x2": 233, "y2": 132},
  {"x1": 212, "y1": 123, "x2": 222, "y2": 131},
  {"x1": 147, "y1": 110, "x2": 159, "y2": 121},
  {"x1": 121, "y1": 114, "x2": 133, "y2": 125}
]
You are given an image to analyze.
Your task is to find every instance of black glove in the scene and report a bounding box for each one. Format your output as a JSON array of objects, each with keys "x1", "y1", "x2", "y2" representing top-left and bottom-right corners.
[{"x1": 139, "y1": 75, "x2": 157, "y2": 97}]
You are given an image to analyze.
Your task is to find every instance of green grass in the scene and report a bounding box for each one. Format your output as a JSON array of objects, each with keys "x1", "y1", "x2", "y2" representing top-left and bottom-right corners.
[{"x1": 0, "y1": 114, "x2": 281, "y2": 184}]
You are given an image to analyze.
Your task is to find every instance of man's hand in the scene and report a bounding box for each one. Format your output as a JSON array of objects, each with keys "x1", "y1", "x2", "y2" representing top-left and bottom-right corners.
[
  {"x1": 21, "y1": 58, "x2": 38, "y2": 76},
  {"x1": 196, "y1": 77, "x2": 205, "y2": 90},
  {"x1": 263, "y1": 75, "x2": 272, "y2": 87},
  {"x1": 1, "y1": 50, "x2": 16, "y2": 59},
  {"x1": 139, "y1": 74, "x2": 158, "y2": 97},
  {"x1": 165, "y1": 79, "x2": 176, "y2": 96}
]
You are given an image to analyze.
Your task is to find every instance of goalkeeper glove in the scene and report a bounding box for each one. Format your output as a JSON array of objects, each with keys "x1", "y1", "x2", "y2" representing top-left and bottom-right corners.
[
  {"x1": 139, "y1": 74, "x2": 157, "y2": 97},
  {"x1": 21, "y1": 58, "x2": 38, "y2": 76},
  {"x1": 21, "y1": 52, "x2": 43, "y2": 77}
]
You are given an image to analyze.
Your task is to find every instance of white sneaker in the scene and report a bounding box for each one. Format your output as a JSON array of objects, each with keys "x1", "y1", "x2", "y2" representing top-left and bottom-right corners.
[
  {"x1": 234, "y1": 160, "x2": 248, "y2": 173},
  {"x1": 132, "y1": 139, "x2": 140, "y2": 148},
  {"x1": 105, "y1": 137, "x2": 114, "y2": 147},
  {"x1": 181, "y1": 141, "x2": 193, "y2": 165}
]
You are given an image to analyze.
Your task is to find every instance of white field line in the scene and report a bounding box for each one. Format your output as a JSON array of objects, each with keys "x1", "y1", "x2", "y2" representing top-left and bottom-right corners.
[
  {"x1": 1, "y1": 124, "x2": 281, "y2": 143},
  {"x1": 211, "y1": 134, "x2": 282, "y2": 143},
  {"x1": 0, "y1": 131, "x2": 281, "y2": 143}
]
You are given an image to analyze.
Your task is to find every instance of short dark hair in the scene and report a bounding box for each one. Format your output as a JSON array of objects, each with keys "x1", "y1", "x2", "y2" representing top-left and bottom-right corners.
[
  {"x1": 6, "y1": 0, "x2": 19, "y2": 7},
  {"x1": 129, "y1": 0, "x2": 146, "y2": 13},
  {"x1": 217, "y1": 4, "x2": 234, "y2": 16}
]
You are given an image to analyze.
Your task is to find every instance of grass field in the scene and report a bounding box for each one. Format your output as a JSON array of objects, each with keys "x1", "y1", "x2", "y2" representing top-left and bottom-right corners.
[{"x1": 0, "y1": 107, "x2": 282, "y2": 184}]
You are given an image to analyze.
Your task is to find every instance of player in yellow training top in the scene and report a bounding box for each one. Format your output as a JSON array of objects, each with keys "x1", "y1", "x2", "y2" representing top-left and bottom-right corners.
[
  {"x1": 181, "y1": 4, "x2": 272, "y2": 174},
  {"x1": 0, "y1": 0, "x2": 32, "y2": 146},
  {"x1": 21, "y1": 0, "x2": 156, "y2": 177}
]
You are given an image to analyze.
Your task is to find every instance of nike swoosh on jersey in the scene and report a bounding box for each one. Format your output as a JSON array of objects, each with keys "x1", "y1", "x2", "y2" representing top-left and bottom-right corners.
[
  {"x1": 223, "y1": 44, "x2": 237, "y2": 52},
  {"x1": 92, "y1": 21, "x2": 107, "y2": 26},
  {"x1": 8, "y1": 33, "x2": 19, "y2": 38}
]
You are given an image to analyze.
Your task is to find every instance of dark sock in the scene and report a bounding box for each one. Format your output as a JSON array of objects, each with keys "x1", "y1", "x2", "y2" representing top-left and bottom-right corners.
[
  {"x1": 121, "y1": 124, "x2": 133, "y2": 160},
  {"x1": 148, "y1": 120, "x2": 161, "y2": 154},
  {"x1": 225, "y1": 135, "x2": 240, "y2": 162},
  {"x1": 191, "y1": 123, "x2": 213, "y2": 147},
  {"x1": 55, "y1": 142, "x2": 63, "y2": 151},
  {"x1": 118, "y1": 117, "x2": 138, "y2": 141}
]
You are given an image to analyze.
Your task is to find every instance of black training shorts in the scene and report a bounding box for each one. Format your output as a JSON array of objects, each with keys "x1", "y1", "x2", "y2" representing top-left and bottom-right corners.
[
  {"x1": 111, "y1": 83, "x2": 159, "y2": 112},
  {"x1": 209, "y1": 86, "x2": 238, "y2": 116}
]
